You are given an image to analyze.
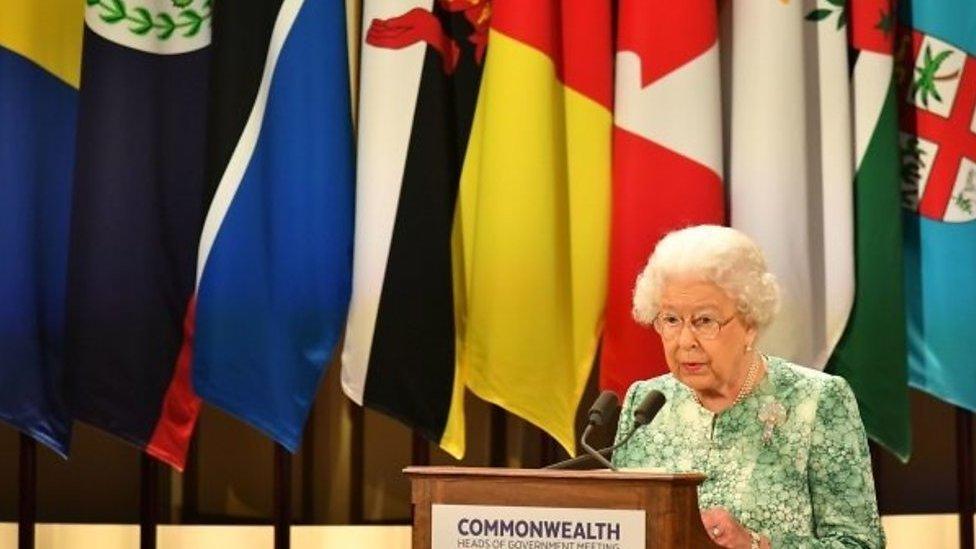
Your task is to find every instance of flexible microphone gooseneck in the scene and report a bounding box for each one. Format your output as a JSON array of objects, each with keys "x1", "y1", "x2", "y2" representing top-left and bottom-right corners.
[
  {"x1": 578, "y1": 390, "x2": 619, "y2": 469},
  {"x1": 545, "y1": 389, "x2": 666, "y2": 470}
]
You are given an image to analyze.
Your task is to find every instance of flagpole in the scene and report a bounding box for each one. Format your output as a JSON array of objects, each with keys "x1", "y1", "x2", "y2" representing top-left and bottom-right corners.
[
  {"x1": 349, "y1": 400, "x2": 364, "y2": 524},
  {"x1": 411, "y1": 432, "x2": 430, "y2": 466},
  {"x1": 958, "y1": 407, "x2": 974, "y2": 549},
  {"x1": 868, "y1": 442, "x2": 884, "y2": 509},
  {"x1": 490, "y1": 405, "x2": 507, "y2": 468},
  {"x1": 301, "y1": 410, "x2": 315, "y2": 523},
  {"x1": 18, "y1": 433, "x2": 36, "y2": 549},
  {"x1": 139, "y1": 454, "x2": 158, "y2": 549},
  {"x1": 273, "y1": 443, "x2": 292, "y2": 549},
  {"x1": 539, "y1": 432, "x2": 556, "y2": 467},
  {"x1": 181, "y1": 438, "x2": 199, "y2": 523}
]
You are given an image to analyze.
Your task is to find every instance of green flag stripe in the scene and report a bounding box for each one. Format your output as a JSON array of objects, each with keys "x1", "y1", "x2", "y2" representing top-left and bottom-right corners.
[{"x1": 828, "y1": 82, "x2": 911, "y2": 462}]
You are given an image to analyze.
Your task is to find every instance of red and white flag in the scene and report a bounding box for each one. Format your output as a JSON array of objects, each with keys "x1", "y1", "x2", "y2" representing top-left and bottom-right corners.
[{"x1": 600, "y1": 0, "x2": 726, "y2": 397}]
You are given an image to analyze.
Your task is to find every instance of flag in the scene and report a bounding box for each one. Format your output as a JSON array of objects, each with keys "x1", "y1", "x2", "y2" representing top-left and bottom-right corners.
[
  {"x1": 341, "y1": 0, "x2": 487, "y2": 458},
  {"x1": 827, "y1": 0, "x2": 911, "y2": 461},
  {"x1": 600, "y1": 0, "x2": 725, "y2": 398},
  {"x1": 897, "y1": 0, "x2": 976, "y2": 413},
  {"x1": 0, "y1": 2, "x2": 83, "y2": 455},
  {"x1": 455, "y1": 0, "x2": 613, "y2": 455},
  {"x1": 725, "y1": 0, "x2": 855, "y2": 370},
  {"x1": 191, "y1": 0, "x2": 354, "y2": 452},
  {"x1": 64, "y1": 0, "x2": 210, "y2": 468}
]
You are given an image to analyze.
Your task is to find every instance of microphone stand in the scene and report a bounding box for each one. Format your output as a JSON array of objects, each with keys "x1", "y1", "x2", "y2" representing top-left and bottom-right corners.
[
  {"x1": 546, "y1": 420, "x2": 645, "y2": 470},
  {"x1": 546, "y1": 389, "x2": 666, "y2": 470},
  {"x1": 579, "y1": 423, "x2": 616, "y2": 470}
]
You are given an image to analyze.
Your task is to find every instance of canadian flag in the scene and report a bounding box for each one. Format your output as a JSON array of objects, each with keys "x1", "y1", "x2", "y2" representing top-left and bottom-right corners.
[{"x1": 600, "y1": 0, "x2": 725, "y2": 397}]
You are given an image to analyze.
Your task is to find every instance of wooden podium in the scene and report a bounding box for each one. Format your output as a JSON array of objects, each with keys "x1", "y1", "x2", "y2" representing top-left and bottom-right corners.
[{"x1": 405, "y1": 466, "x2": 719, "y2": 548}]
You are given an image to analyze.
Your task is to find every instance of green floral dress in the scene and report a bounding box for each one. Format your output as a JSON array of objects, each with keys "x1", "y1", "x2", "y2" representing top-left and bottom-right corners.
[{"x1": 611, "y1": 355, "x2": 885, "y2": 548}]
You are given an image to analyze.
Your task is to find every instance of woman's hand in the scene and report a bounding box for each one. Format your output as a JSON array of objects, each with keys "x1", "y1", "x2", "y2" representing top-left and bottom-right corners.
[{"x1": 700, "y1": 507, "x2": 764, "y2": 548}]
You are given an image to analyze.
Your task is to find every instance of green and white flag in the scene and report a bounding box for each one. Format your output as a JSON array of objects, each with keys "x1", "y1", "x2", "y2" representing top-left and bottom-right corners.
[
  {"x1": 724, "y1": 0, "x2": 855, "y2": 369},
  {"x1": 828, "y1": 0, "x2": 910, "y2": 461}
]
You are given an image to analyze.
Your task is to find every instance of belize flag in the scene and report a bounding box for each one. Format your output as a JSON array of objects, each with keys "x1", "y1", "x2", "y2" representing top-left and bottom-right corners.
[
  {"x1": 64, "y1": 0, "x2": 211, "y2": 468},
  {"x1": 898, "y1": 0, "x2": 976, "y2": 411},
  {"x1": 0, "y1": 2, "x2": 83, "y2": 455},
  {"x1": 190, "y1": 0, "x2": 354, "y2": 451}
]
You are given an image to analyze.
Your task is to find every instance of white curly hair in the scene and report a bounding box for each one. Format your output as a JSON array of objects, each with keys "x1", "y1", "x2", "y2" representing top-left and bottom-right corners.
[{"x1": 632, "y1": 225, "x2": 780, "y2": 330}]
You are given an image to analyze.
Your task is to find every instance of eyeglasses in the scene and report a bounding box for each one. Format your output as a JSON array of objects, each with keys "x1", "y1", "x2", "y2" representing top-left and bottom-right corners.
[{"x1": 652, "y1": 312, "x2": 737, "y2": 341}]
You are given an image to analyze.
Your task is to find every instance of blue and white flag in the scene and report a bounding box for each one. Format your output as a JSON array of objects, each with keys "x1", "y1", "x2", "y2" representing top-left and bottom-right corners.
[{"x1": 191, "y1": 0, "x2": 354, "y2": 450}]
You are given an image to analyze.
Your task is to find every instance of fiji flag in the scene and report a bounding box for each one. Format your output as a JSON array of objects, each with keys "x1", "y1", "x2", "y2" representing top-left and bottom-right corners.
[
  {"x1": 190, "y1": 0, "x2": 354, "y2": 450},
  {"x1": 898, "y1": 0, "x2": 976, "y2": 411},
  {"x1": 0, "y1": 2, "x2": 83, "y2": 454}
]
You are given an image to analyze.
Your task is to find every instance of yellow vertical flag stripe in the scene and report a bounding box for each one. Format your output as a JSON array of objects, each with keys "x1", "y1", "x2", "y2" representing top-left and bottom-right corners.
[
  {"x1": 437, "y1": 351, "x2": 467, "y2": 458},
  {"x1": 0, "y1": 1, "x2": 84, "y2": 88},
  {"x1": 455, "y1": 30, "x2": 612, "y2": 454}
]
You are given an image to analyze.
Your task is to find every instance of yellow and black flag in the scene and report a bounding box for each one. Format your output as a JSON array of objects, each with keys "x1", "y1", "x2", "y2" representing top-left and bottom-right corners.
[{"x1": 344, "y1": 0, "x2": 613, "y2": 458}]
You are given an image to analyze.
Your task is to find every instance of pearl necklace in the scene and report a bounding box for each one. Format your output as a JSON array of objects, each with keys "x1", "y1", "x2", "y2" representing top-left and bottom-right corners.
[{"x1": 693, "y1": 353, "x2": 762, "y2": 409}]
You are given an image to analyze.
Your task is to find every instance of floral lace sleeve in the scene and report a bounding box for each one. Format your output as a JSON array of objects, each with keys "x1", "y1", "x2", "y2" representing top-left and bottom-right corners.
[{"x1": 770, "y1": 376, "x2": 885, "y2": 548}]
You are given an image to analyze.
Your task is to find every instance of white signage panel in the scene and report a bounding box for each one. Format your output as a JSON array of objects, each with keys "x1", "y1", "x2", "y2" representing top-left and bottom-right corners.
[{"x1": 431, "y1": 503, "x2": 645, "y2": 549}]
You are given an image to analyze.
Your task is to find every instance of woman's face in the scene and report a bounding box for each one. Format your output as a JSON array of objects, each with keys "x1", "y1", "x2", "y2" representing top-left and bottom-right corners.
[{"x1": 655, "y1": 277, "x2": 758, "y2": 396}]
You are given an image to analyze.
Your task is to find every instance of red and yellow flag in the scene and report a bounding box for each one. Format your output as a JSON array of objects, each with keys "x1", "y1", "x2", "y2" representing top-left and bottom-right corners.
[{"x1": 455, "y1": 0, "x2": 613, "y2": 454}]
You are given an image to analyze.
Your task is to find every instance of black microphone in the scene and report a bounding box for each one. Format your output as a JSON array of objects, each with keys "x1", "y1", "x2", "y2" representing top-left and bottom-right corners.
[
  {"x1": 633, "y1": 389, "x2": 666, "y2": 427},
  {"x1": 587, "y1": 390, "x2": 620, "y2": 428},
  {"x1": 545, "y1": 389, "x2": 666, "y2": 470},
  {"x1": 579, "y1": 390, "x2": 620, "y2": 469}
]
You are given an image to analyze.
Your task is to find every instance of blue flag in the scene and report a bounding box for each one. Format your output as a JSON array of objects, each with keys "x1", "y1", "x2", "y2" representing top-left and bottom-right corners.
[
  {"x1": 0, "y1": 4, "x2": 83, "y2": 455},
  {"x1": 191, "y1": 0, "x2": 354, "y2": 450},
  {"x1": 899, "y1": 0, "x2": 976, "y2": 411}
]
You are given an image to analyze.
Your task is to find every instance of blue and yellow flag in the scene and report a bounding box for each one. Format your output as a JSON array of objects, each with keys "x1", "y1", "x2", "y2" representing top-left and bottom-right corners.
[{"x1": 0, "y1": 2, "x2": 83, "y2": 454}]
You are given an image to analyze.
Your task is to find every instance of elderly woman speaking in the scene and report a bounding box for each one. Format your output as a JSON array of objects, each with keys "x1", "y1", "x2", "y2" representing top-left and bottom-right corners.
[{"x1": 611, "y1": 225, "x2": 884, "y2": 549}]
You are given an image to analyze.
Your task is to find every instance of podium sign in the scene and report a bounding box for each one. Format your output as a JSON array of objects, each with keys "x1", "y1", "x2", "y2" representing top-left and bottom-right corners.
[
  {"x1": 406, "y1": 467, "x2": 717, "y2": 549},
  {"x1": 432, "y1": 503, "x2": 645, "y2": 549}
]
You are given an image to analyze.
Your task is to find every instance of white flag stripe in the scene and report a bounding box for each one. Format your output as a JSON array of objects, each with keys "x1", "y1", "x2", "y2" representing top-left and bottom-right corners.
[
  {"x1": 615, "y1": 44, "x2": 722, "y2": 174},
  {"x1": 196, "y1": 0, "x2": 303, "y2": 285},
  {"x1": 853, "y1": 52, "x2": 894, "y2": 170},
  {"x1": 341, "y1": 0, "x2": 432, "y2": 403},
  {"x1": 814, "y1": 11, "x2": 855, "y2": 369},
  {"x1": 727, "y1": 0, "x2": 854, "y2": 369},
  {"x1": 729, "y1": 0, "x2": 813, "y2": 362}
]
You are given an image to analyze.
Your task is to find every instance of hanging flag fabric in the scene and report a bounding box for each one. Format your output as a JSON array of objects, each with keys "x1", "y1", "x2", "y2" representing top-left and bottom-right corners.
[
  {"x1": 64, "y1": 0, "x2": 211, "y2": 469},
  {"x1": 192, "y1": 0, "x2": 354, "y2": 452},
  {"x1": 897, "y1": 0, "x2": 976, "y2": 412},
  {"x1": 600, "y1": 0, "x2": 725, "y2": 398},
  {"x1": 0, "y1": 2, "x2": 83, "y2": 455},
  {"x1": 827, "y1": 0, "x2": 911, "y2": 461},
  {"x1": 725, "y1": 0, "x2": 855, "y2": 370},
  {"x1": 455, "y1": 0, "x2": 613, "y2": 455},
  {"x1": 341, "y1": 0, "x2": 487, "y2": 458}
]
